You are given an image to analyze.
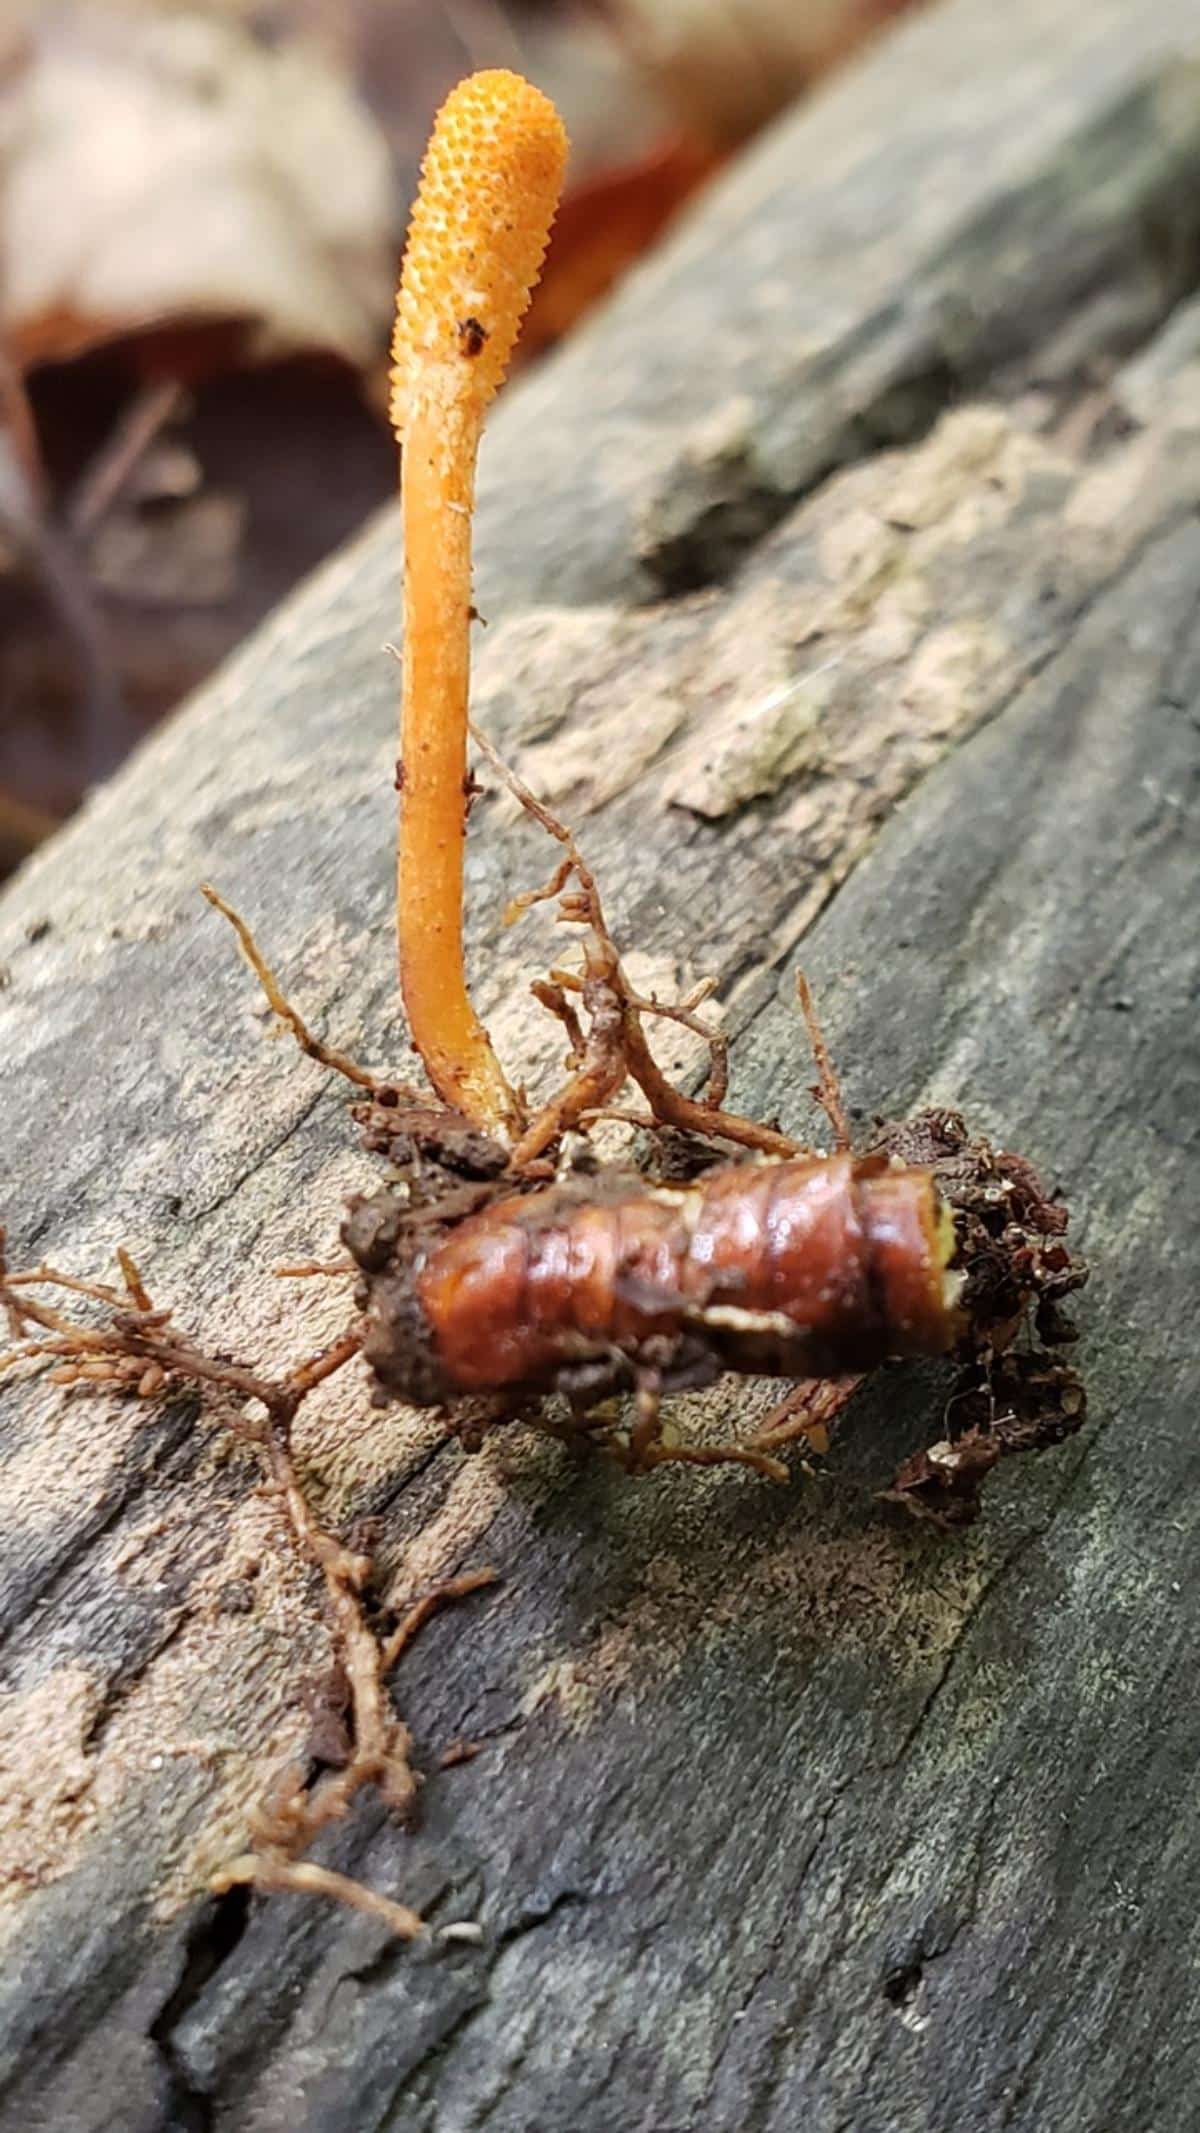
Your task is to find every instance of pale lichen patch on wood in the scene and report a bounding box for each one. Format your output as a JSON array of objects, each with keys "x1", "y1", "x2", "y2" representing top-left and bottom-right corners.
[{"x1": 0, "y1": 1667, "x2": 105, "y2": 1905}]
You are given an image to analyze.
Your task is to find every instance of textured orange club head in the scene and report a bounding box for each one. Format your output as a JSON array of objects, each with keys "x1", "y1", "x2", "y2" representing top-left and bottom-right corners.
[{"x1": 390, "y1": 70, "x2": 568, "y2": 435}]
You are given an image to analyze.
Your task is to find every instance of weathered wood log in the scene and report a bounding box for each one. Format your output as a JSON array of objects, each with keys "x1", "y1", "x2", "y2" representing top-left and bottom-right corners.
[{"x1": 2, "y1": 0, "x2": 1199, "y2": 2125}]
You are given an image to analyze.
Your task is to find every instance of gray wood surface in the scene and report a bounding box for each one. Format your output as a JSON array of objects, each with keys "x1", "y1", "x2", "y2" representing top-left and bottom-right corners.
[{"x1": 2, "y1": 0, "x2": 1199, "y2": 2126}]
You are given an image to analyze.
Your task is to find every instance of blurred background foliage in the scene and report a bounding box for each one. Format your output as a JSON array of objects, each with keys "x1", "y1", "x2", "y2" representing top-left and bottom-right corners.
[{"x1": 0, "y1": 0, "x2": 920, "y2": 876}]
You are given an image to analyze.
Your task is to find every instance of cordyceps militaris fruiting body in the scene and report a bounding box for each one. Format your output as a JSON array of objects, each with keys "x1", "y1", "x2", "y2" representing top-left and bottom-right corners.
[{"x1": 390, "y1": 70, "x2": 568, "y2": 1140}]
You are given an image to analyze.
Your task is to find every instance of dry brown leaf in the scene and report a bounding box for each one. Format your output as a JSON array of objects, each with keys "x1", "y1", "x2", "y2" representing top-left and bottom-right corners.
[
  {"x1": 0, "y1": 9, "x2": 396, "y2": 372},
  {"x1": 604, "y1": 0, "x2": 925, "y2": 142},
  {"x1": 522, "y1": 132, "x2": 722, "y2": 359}
]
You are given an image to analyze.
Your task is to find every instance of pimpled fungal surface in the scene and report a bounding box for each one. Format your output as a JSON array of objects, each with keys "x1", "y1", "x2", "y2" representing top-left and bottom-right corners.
[{"x1": 390, "y1": 69, "x2": 569, "y2": 431}]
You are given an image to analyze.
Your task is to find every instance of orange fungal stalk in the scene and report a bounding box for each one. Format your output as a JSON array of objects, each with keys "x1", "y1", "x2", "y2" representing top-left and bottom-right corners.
[{"x1": 390, "y1": 70, "x2": 568, "y2": 1137}]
